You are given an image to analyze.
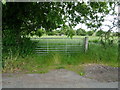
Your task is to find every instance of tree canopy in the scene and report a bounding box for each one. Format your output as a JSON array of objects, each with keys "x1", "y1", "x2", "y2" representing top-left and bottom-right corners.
[
  {"x1": 3, "y1": 2, "x2": 115, "y2": 33},
  {"x1": 2, "y1": 2, "x2": 117, "y2": 46}
]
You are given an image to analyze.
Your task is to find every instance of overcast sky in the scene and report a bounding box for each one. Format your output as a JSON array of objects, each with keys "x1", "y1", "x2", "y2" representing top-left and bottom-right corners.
[{"x1": 74, "y1": 5, "x2": 118, "y2": 32}]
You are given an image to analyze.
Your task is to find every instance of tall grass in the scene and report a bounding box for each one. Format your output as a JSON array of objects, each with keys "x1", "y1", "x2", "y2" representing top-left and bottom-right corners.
[{"x1": 3, "y1": 36, "x2": 118, "y2": 73}]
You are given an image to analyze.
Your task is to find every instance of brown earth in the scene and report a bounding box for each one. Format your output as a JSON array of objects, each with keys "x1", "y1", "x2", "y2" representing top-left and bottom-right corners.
[{"x1": 83, "y1": 64, "x2": 118, "y2": 82}]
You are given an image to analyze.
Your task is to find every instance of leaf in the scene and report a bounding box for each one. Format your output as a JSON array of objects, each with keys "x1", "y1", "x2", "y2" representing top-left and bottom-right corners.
[{"x1": 2, "y1": 0, "x2": 6, "y2": 4}]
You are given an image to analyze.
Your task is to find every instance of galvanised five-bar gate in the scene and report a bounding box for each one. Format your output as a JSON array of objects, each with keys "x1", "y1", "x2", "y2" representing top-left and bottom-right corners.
[{"x1": 32, "y1": 37, "x2": 88, "y2": 55}]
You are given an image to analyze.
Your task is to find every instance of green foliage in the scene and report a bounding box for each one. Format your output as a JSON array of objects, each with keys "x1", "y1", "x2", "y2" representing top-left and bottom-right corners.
[
  {"x1": 30, "y1": 31, "x2": 36, "y2": 37},
  {"x1": 113, "y1": 32, "x2": 119, "y2": 36},
  {"x1": 97, "y1": 30, "x2": 117, "y2": 47},
  {"x1": 66, "y1": 27, "x2": 75, "y2": 38},
  {"x1": 58, "y1": 30, "x2": 65, "y2": 36},
  {"x1": 96, "y1": 30, "x2": 105, "y2": 36},
  {"x1": 35, "y1": 29, "x2": 45, "y2": 37},
  {"x1": 60, "y1": 25, "x2": 69, "y2": 35},
  {"x1": 2, "y1": 0, "x2": 6, "y2": 4},
  {"x1": 47, "y1": 31, "x2": 57, "y2": 36},
  {"x1": 58, "y1": 25, "x2": 75, "y2": 38},
  {"x1": 76, "y1": 28, "x2": 86, "y2": 36},
  {"x1": 3, "y1": 42, "x2": 118, "y2": 73},
  {"x1": 87, "y1": 30, "x2": 94, "y2": 36},
  {"x1": 2, "y1": 2, "x2": 113, "y2": 36},
  {"x1": 89, "y1": 39, "x2": 99, "y2": 43},
  {"x1": 2, "y1": 29, "x2": 37, "y2": 61},
  {"x1": 3, "y1": 29, "x2": 17, "y2": 47},
  {"x1": 3, "y1": 37, "x2": 36, "y2": 57},
  {"x1": 79, "y1": 72, "x2": 85, "y2": 76},
  {"x1": 2, "y1": 2, "x2": 115, "y2": 40},
  {"x1": 2, "y1": 2, "x2": 117, "y2": 69}
]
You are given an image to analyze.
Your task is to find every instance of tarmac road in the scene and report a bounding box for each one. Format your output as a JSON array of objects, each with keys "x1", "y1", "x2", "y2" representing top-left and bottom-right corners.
[{"x1": 2, "y1": 69, "x2": 118, "y2": 88}]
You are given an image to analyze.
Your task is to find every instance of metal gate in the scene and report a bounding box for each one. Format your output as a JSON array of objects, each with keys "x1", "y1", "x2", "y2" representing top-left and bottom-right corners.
[{"x1": 32, "y1": 37, "x2": 84, "y2": 55}]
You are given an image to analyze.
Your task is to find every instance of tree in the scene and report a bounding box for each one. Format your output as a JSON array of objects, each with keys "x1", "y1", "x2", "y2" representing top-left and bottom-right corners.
[
  {"x1": 66, "y1": 27, "x2": 75, "y2": 38},
  {"x1": 76, "y1": 28, "x2": 86, "y2": 36},
  {"x1": 35, "y1": 28, "x2": 45, "y2": 37},
  {"x1": 2, "y1": 2, "x2": 114, "y2": 55},
  {"x1": 2, "y1": 2, "x2": 112, "y2": 37},
  {"x1": 96, "y1": 30, "x2": 105, "y2": 36},
  {"x1": 87, "y1": 30, "x2": 94, "y2": 36}
]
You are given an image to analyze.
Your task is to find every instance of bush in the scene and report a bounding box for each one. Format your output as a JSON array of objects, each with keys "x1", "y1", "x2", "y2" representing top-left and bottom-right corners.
[
  {"x1": 113, "y1": 32, "x2": 119, "y2": 36},
  {"x1": 89, "y1": 39, "x2": 99, "y2": 43},
  {"x1": 3, "y1": 29, "x2": 37, "y2": 58},
  {"x1": 96, "y1": 30, "x2": 105, "y2": 36},
  {"x1": 47, "y1": 31, "x2": 57, "y2": 36},
  {"x1": 87, "y1": 30, "x2": 94, "y2": 36},
  {"x1": 66, "y1": 28, "x2": 75, "y2": 38},
  {"x1": 57, "y1": 30, "x2": 65, "y2": 36},
  {"x1": 35, "y1": 29, "x2": 45, "y2": 37},
  {"x1": 76, "y1": 28, "x2": 86, "y2": 36}
]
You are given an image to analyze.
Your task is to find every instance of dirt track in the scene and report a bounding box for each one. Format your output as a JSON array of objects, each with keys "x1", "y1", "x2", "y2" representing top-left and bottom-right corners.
[{"x1": 2, "y1": 64, "x2": 119, "y2": 88}]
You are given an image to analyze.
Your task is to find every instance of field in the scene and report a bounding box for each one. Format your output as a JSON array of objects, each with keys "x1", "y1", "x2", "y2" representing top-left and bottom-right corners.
[
  {"x1": 3, "y1": 36, "x2": 118, "y2": 75},
  {"x1": 3, "y1": 3, "x2": 119, "y2": 88}
]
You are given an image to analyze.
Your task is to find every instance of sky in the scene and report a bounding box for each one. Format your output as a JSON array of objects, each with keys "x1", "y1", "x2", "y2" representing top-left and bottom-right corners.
[
  {"x1": 74, "y1": 15, "x2": 117, "y2": 32},
  {"x1": 74, "y1": 5, "x2": 118, "y2": 32}
]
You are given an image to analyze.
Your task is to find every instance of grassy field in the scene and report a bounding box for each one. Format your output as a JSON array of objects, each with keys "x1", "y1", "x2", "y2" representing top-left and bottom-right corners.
[{"x1": 3, "y1": 36, "x2": 119, "y2": 75}]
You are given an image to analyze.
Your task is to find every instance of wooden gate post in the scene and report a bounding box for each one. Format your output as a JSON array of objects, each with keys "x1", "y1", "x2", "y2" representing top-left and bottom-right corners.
[{"x1": 84, "y1": 37, "x2": 89, "y2": 52}]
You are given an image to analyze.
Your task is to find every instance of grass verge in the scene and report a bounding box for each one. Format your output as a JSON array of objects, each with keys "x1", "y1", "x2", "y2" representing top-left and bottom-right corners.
[
  {"x1": 2, "y1": 43, "x2": 118, "y2": 74},
  {"x1": 2, "y1": 36, "x2": 119, "y2": 74}
]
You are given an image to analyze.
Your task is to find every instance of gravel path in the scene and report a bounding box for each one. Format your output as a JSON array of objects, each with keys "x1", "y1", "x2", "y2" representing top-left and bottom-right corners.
[
  {"x1": 83, "y1": 64, "x2": 118, "y2": 82},
  {"x1": 2, "y1": 64, "x2": 119, "y2": 88}
]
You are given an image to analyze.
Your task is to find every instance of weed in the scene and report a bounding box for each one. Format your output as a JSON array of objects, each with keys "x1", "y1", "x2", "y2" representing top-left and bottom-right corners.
[{"x1": 2, "y1": 36, "x2": 118, "y2": 73}]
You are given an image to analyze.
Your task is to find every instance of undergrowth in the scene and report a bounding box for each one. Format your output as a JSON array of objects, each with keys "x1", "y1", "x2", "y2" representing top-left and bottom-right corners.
[
  {"x1": 2, "y1": 43, "x2": 118, "y2": 74},
  {"x1": 2, "y1": 36, "x2": 119, "y2": 74}
]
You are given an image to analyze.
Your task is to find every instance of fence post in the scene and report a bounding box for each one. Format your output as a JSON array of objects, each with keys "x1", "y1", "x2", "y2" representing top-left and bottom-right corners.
[
  {"x1": 66, "y1": 39, "x2": 67, "y2": 53},
  {"x1": 84, "y1": 37, "x2": 89, "y2": 52},
  {"x1": 47, "y1": 39, "x2": 48, "y2": 53}
]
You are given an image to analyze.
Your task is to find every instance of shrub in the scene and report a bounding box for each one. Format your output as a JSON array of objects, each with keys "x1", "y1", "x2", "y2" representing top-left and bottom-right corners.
[
  {"x1": 96, "y1": 30, "x2": 105, "y2": 36},
  {"x1": 113, "y1": 32, "x2": 119, "y2": 36},
  {"x1": 87, "y1": 30, "x2": 94, "y2": 36},
  {"x1": 35, "y1": 29, "x2": 45, "y2": 37},
  {"x1": 47, "y1": 31, "x2": 57, "y2": 36},
  {"x1": 66, "y1": 28, "x2": 75, "y2": 38},
  {"x1": 76, "y1": 28, "x2": 86, "y2": 36}
]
